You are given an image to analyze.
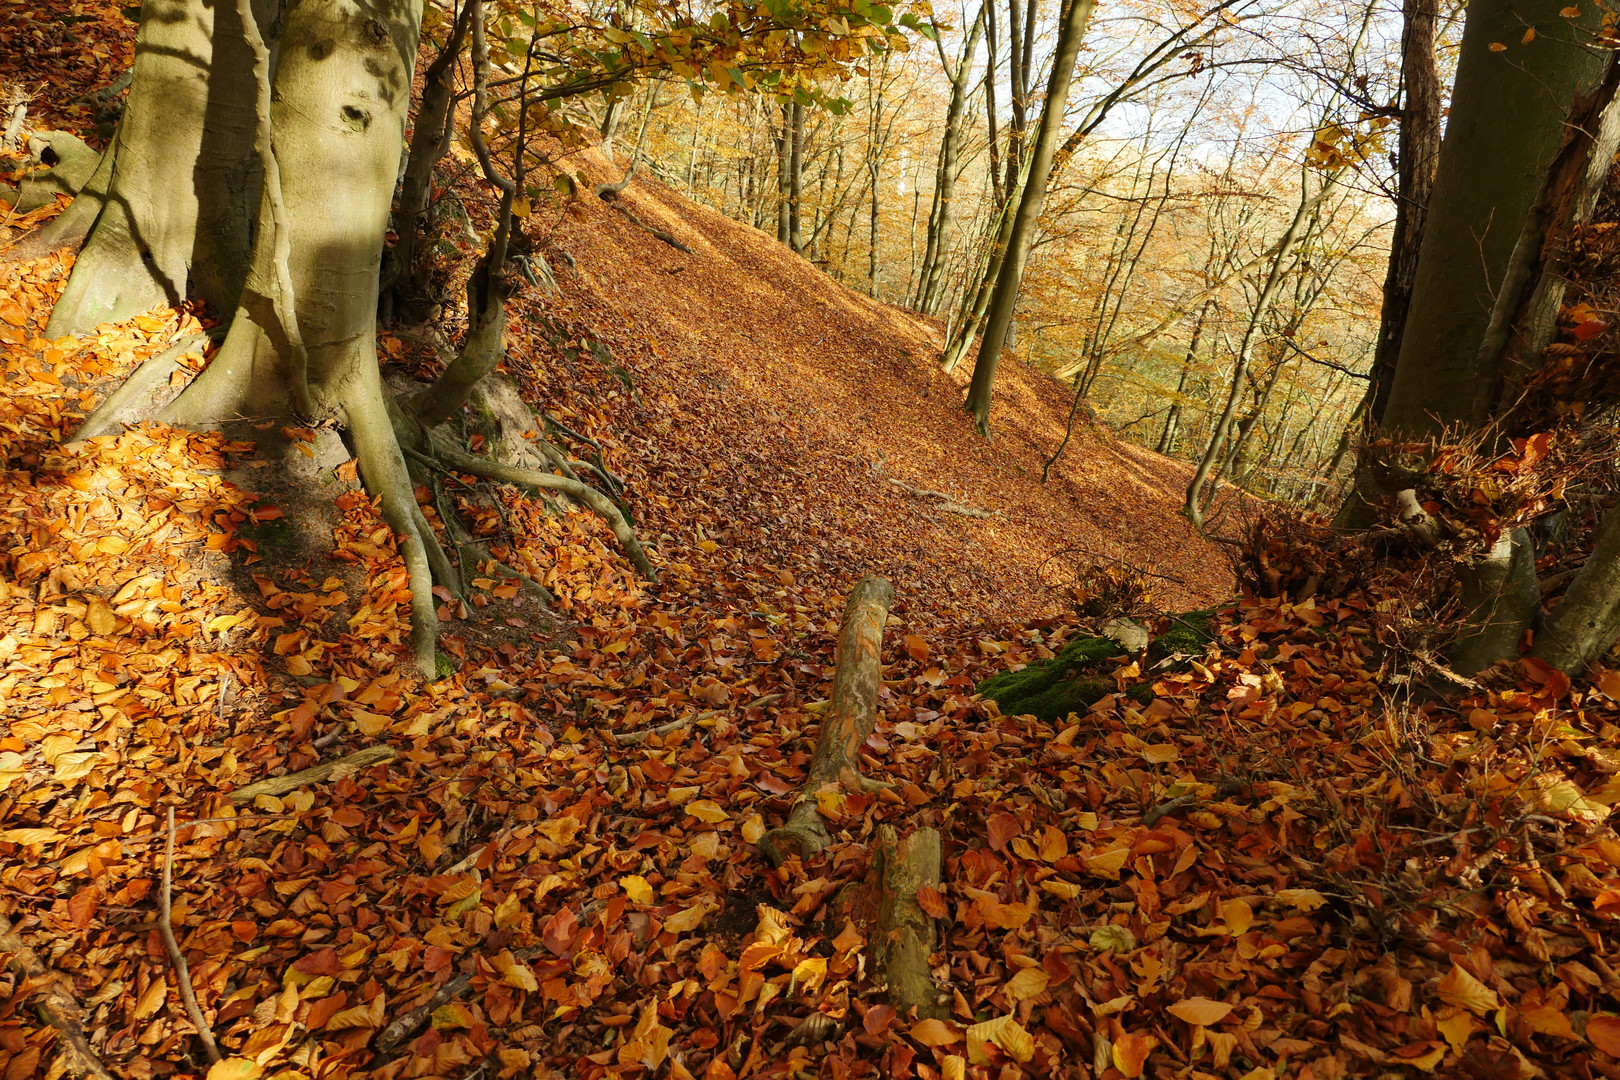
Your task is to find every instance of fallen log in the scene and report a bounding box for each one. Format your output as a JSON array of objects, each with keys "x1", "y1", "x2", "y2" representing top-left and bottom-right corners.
[
  {"x1": 872, "y1": 825, "x2": 947, "y2": 1018},
  {"x1": 759, "y1": 576, "x2": 893, "y2": 865}
]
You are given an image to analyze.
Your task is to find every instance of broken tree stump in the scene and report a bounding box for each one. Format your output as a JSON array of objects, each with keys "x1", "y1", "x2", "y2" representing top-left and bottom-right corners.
[
  {"x1": 759, "y1": 575, "x2": 893, "y2": 865},
  {"x1": 873, "y1": 825, "x2": 946, "y2": 1018}
]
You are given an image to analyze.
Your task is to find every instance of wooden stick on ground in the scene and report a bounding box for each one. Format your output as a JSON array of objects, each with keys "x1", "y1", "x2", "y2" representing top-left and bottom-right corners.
[
  {"x1": 872, "y1": 825, "x2": 947, "y2": 1018},
  {"x1": 230, "y1": 745, "x2": 397, "y2": 803},
  {"x1": 610, "y1": 693, "x2": 784, "y2": 747},
  {"x1": 0, "y1": 916, "x2": 115, "y2": 1079},
  {"x1": 161, "y1": 807, "x2": 221, "y2": 1063},
  {"x1": 759, "y1": 576, "x2": 893, "y2": 865}
]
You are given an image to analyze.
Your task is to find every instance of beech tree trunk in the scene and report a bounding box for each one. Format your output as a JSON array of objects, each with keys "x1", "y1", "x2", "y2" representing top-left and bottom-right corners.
[
  {"x1": 45, "y1": 0, "x2": 267, "y2": 337},
  {"x1": 964, "y1": 0, "x2": 1097, "y2": 436},
  {"x1": 1377, "y1": 0, "x2": 1605, "y2": 441},
  {"x1": 158, "y1": 0, "x2": 436, "y2": 674},
  {"x1": 1534, "y1": 505, "x2": 1620, "y2": 675},
  {"x1": 759, "y1": 576, "x2": 893, "y2": 865}
]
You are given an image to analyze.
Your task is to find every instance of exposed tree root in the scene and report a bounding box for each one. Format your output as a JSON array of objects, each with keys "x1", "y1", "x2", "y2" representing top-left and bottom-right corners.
[
  {"x1": 344, "y1": 378, "x2": 441, "y2": 678},
  {"x1": 71, "y1": 333, "x2": 209, "y2": 440},
  {"x1": 612, "y1": 203, "x2": 694, "y2": 254},
  {"x1": 760, "y1": 576, "x2": 892, "y2": 865},
  {"x1": 0, "y1": 916, "x2": 115, "y2": 1079}
]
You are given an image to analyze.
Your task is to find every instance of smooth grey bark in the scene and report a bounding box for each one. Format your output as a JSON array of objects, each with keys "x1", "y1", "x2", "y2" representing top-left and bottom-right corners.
[
  {"x1": 1378, "y1": 0, "x2": 1605, "y2": 439},
  {"x1": 1533, "y1": 506, "x2": 1620, "y2": 675},
  {"x1": 964, "y1": 0, "x2": 1098, "y2": 435},
  {"x1": 47, "y1": 0, "x2": 266, "y2": 338},
  {"x1": 161, "y1": 0, "x2": 435, "y2": 673},
  {"x1": 789, "y1": 101, "x2": 805, "y2": 252},
  {"x1": 1452, "y1": 528, "x2": 1541, "y2": 675}
]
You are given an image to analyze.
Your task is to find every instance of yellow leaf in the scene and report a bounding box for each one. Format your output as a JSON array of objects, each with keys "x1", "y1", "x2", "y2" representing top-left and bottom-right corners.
[
  {"x1": 663, "y1": 902, "x2": 711, "y2": 934},
  {"x1": 512, "y1": 195, "x2": 532, "y2": 219},
  {"x1": 1220, "y1": 898, "x2": 1253, "y2": 935},
  {"x1": 1276, "y1": 888, "x2": 1326, "y2": 911},
  {"x1": 1039, "y1": 826, "x2": 1068, "y2": 861},
  {"x1": 686, "y1": 799, "x2": 730, "y2": 824},
  {"x1": 1168, "y1": 996, "x2": 1233, "y2": 1026},
  {"x1": 206, "y1": 1059, "x2": 264, "y2": 1080},
  {"x1": 1437, "y1": 963, "x2": 1499, "y2": 1016},
  {"x1": 965, "y1": 1014, "x2": 1033, "y2": 1065},
  {"x1": 1041, "y1": 879, "x2": 1081, "y2": 900},
  {"x1": 910, "y1": 1018, "x2": 961, "y2": 1046},
  {"x1": 53, "y1": 752, "x2": 98, "y2": 785},
  {"x1": 0, "y1": 828, "x2": 62, "y2": 845},
  {"x1": 815, "y1": 786, "x2": 846, "y2": 821},
  {"x1": 494, "y1": 892, "x2": 523, "y2": 929},
  {"x1": 1002, "y1": 966, "x2": 1049, "y2": 1002},
  {"x1": 1403, "y1": 1044, "x2": 1447, "y2": 1072},
  {"x1": 1141, "y1": 744, "x2": 1180, "y2": 764},
  {"x1": 621, "y1": 875, "x2": 654, "y2": 905},
  {"x1": 942, "y1": 1056, "x2": 965, "y2": 1080},
  {"x1": 134, "y1": 977, "x2": 168, "y2": 1020},
  {"x1": 502, "y1": 962, "x2": 539, "y2": 992},
  {"x1": 1083, "y1": 847, "x2": 1130, "y2": 880},
  {"x1": 1436, "y1": 1011, "x2": 1474, "y2": 1055},
  {"x1": 86, "y1": 597, "x2": 116, "y2": 635},
  {"x1": 666, "y1": 786, "x2": 700, "y2": 805},
  {"x1": 791, "y1": 957, "x2": 828, "y2": 993},
  {"x1": 742, "y1": 814, "x2": 766, "y2": 844}
]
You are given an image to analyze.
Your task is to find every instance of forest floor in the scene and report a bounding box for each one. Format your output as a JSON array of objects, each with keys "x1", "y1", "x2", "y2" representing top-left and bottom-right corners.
[{"x1": 8, "y1": 8, "x2": 1620, "y2": 1080}]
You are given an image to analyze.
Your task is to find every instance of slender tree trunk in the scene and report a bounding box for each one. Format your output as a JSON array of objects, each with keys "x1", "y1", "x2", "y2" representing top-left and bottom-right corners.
[
  {"x1": 777, "y1": 103, "x2": 793, "y2": 245},
  {"x1": 46, "y1": 0, "x2": 267, "y2": 338},
  {"x1": 1184, "y1": 171, "x2": 1318, "y2": 527},
  {"x1": 916, "y1": 4, "x2": 986, "y2": 313},
  {"x1": 789, "y1": 101, "x2": 805, "y2": 252},
  {"x1": 964, "y1": 0, "x2": 1097, "y2": 436},
  {"x1": 1158, "y1": 300, "x2": 1212, "y2": 454}
]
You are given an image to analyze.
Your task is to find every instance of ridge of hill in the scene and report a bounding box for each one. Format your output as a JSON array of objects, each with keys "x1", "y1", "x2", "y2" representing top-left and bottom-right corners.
[{"x1": 491, "y1": 145, "x2": 1233, "y2": 620}]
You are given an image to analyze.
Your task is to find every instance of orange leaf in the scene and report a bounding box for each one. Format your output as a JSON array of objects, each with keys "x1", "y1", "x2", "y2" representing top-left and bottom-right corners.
[
  {"x1": 1112, "y1": 1032, "x2": 1158, "y2": 1078},
  {"x1": 903, "y1": 634, "x2": 928, "y2": 661},
  {"x1": 1166, "y1": 997, "x2": 1232, "y2": 1026},
  {"x1": 910, "y1": 1018, "x2": 961, "y2": 1046},
  {"x1": 916, "y1": 884, "x2": 947, "y2": 918},
  {"x1": 987, "y1": 812, "x2": 1020, "y2": 852},
  {"x1": 1437, "y1": 963, "x2": 1499, "y2": 1016},
  {"x1": 1587, "y1": 1014, "x2": 1620, "y2": 1055}
]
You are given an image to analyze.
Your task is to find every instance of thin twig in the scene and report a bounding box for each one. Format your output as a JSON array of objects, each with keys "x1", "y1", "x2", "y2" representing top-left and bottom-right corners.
[{"x1": 160, "y1": 808, "x2": 221, "y2": 1063}]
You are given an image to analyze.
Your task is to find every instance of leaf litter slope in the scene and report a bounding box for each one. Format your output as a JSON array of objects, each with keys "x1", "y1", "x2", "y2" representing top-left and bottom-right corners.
[{"x1": 9, "y1": 19, "x2": 1620, "y2": 1080}]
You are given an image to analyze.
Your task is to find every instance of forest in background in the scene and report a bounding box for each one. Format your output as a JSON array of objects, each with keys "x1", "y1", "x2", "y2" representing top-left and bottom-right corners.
[{"x1": 583, "y1": 0, "x2": 1415, "y2": 511}]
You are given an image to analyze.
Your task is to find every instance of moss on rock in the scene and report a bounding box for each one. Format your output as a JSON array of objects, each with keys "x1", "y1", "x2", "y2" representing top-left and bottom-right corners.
[
  {"x1": 1148, "y1": 609, "x2": 1219, "y2": 664},
  {"x1": 982, "y1": 612, "x2": 1216, "y2": 722}
]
